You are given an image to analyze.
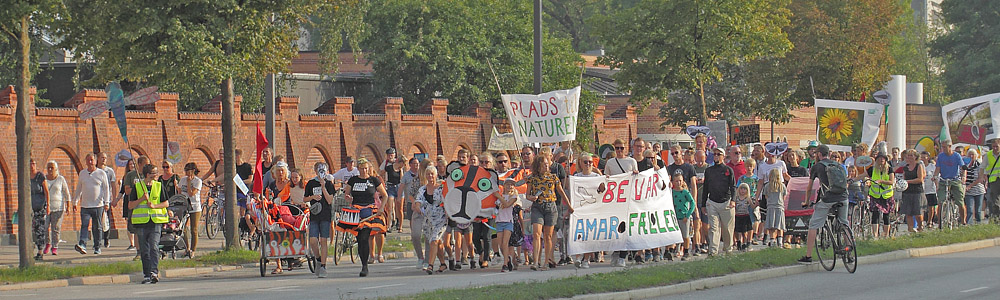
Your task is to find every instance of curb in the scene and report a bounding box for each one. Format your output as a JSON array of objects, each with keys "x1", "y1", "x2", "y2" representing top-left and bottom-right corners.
[
  {"x1": 0, "y1": 265, "x2": 245, "y2": 291},
  {"x1": 561, "y1": 237, "x2": 1000, "y2": 300}
]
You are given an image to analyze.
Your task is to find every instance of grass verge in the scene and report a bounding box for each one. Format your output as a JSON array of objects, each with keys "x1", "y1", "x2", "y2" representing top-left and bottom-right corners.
[
  {"x1": 0, "y1": 249, "x2": 258, "y2": 284},
  {"x1": 402, "y1": 224, "x2": 1000, "y2": 300}
]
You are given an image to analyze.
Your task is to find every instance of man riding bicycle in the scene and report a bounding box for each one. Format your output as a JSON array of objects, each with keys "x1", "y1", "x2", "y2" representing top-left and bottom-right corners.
[{"x1": 800, "y1": 144, "x2": 849, "y2": 263}]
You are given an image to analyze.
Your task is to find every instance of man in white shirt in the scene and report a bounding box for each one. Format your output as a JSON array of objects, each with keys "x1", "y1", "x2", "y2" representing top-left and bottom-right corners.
[
  {"x1": 74, "y1": 153, "x2": 111, "y2": 255},
  {"x1": 96, "y1": 152, "x2": 117, "y2": 248},
  {"x1": 332, "y1": 156, "x2": 360, "y2": 185}
]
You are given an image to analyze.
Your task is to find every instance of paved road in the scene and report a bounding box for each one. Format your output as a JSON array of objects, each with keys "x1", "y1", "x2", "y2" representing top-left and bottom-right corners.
[{"x1": 661, "y1": 245, "x2": 1000, "y2": 300}]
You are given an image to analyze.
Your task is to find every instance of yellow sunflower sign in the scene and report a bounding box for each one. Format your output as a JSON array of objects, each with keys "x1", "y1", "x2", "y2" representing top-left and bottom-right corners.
[{"x1": 815, "y1": 99, "x2": 885, "y2": 152}]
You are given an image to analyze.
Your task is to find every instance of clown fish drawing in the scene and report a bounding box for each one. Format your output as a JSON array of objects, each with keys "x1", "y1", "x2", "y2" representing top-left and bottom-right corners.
[{"x1": 442, "y1": 161, "x2": 499, "y2": 224}]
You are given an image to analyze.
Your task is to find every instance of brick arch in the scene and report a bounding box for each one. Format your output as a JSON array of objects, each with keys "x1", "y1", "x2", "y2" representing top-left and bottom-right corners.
[
  {"x1": 130, "y1": 145, "x2": 149, "y2": 159},
  {"x1": 407, "y1": 143, "x2": 428, "y2": 158},
  {"x1": 303, "y1": 145, "x2": 333, "y2": 179},
  {"x1": 359, "y1": 144, "x2": 382, "y2": 168},
  {"x1": 452, "y1": 143, "x2": 472, "y2": 160},
  {"x1": 0, "y1": 151, "x2": 10, "y2": 234},
  {"x1": 186, "y1": 147, "x2": 213, "y2": 175}
]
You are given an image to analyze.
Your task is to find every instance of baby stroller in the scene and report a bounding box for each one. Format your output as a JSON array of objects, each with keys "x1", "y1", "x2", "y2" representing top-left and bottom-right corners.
[{"x1": 160, "y1": 194, "x2": 190, "y2": 259}]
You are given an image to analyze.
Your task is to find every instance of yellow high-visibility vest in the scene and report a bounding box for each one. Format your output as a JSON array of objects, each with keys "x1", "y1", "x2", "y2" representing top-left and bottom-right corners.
[
  {"x1": 986, "y1": 150, "x2": 999, "y2": 183},
  {"x1": 869, "y1": 169, "x2": 893, "y2": 199},
  {"x1": 132, "y1": 181, "x2": 169, "y2": 224}
]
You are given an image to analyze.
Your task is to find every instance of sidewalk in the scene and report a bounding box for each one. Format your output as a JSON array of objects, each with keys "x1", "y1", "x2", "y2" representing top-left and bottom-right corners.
[{"x1": 1, "y1": 225, "x2": 413, "y2": 269}]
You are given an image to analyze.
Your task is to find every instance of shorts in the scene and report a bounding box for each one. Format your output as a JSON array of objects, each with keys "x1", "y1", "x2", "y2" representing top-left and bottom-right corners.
[
  {"x1": 699, "y1": 206, "x2": 709, "y2": 224},
  {"x1": 530, "y1": 202, "x2": 558, "y2": 226},
  {"x1": 809, "y1": 200, "x2": 848, "y2": 230},
  {"x1": 691, "y1": 207, "x2": 700, "y2": 221},
  {"x1": 925, "y1": 193, "x2": 938, "y2": 207},
  {"x1": 677, "y1": 218, "x2": 691, "y2": 240},
  {"x1": 386, "y1": 184, "x2": 399, "y2": 198},
  {"x1": 448, "y1": 220, "x2": 471, "y2": 234},
  {"x1": 899, "y1": 192, "x2": 926, "y2": 216},
  {"x1": 735, "y1": 215, "x2": 752, "y2": 233},
  {"x1": 309, "y1": 220, "x2": 332, "y2": 238},
  {"x1": 496, "y1": 221, "x2": 514, "y2": 232}
]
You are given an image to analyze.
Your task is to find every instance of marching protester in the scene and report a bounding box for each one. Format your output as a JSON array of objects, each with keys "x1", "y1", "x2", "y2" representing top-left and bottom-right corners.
[
  {"x1": 117, "y1": 156, "x2": 150, "y2": 255},
  {"x1": 963, "y1": 149, "x2": 986, "y2": 224},
  {"x1": 333, "y1": 156, "x2": 360, "y2": 184},
  {"x1": 868, "y1": 152, "x2": 896, "y2": 238},
  {"x1": 921, "y1": 151, "x2": 939, "y2": 227},
  {"x1": 179, "y1": 162, "x2": 203, "y2": 258},
  {"x1": 702, "y1": 148, "x2": 736, "y2": 256},
  {"x1": 399, "y1": 157, "x2": 427, "y2": 270},
  {"x1": 526, "y1": 152, "x2": 571, "y2": 270},
  {"x1": 933, "y1": 140, "x2": 967, "y2": 225},
  {"x1": 305, "y1": 162, "x2": 337, "y2": 278},
  {"x1": 74, "y1": 153, "x2": 112, "y2": 255},
  {"x1": 96, "y1": 153, "x2": 118, "y2": 249},
  {"x1": 44, "y1": 160, "x2": 72, "y2": 257},
  {"x1": 339, "y1": 158, "x2": 389, "y2": 277},
  {"x1": 129, "y1": 164, "x2": 170, "y2": 283},
  {"x1": 604, "y1": 139, "x2": 638, "y2": 266},
  {"x1": 30, "y1": 160, "x2": 49, "y2": 261},
  {"x1": 571, "y1": 153, "x2": 601, "y2": 267},
  {"x1": 417, "y1": 165, "x2": 448, "y2": 274},
  {"x1": 672, "y1": 173, "x2": 695, "y2": 260},
  {"x1": 762, "y1": 169, "x2": 787, "y2": 247},
  {"x1": 900, "y1": 149, "x2": 926, "y2": 231},
  {"x1": 979, "y1": 138, "x2": 999, "y2": 220},
  {"x1": 800, "y1": 145, "x2": 849, "y2": 264}
]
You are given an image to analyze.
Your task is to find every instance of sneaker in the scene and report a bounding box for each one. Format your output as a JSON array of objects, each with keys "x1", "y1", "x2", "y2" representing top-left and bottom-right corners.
[
  {"x1": 94, "y1": 248, "x2": 102, "y2": 255},
  {"x1": 34, "y1": 254, "x2": 43, "y2": 261},
  {"x1": 416, "y1": 259, "x2": 425, "y2": 269},
  {"x1": 317, "y1": 266, "x2": 328, "y2": 278},
  {"x1": 141, "y1": 277, "x2": 152, "y2": 284},
  {"x1": 797, "y1": 256, "x2": 813, "y2": 264},
  {"x1": 44, "y1": 244, "x2": 51, "y2": 254},
  {"x1": 104, "y1": 241, "x2": 110, "y2": 248},
  {"x1": 613, "y1": 257, "x2": 626, "y2": 267},
  {"x1": 75, "y1": 244, "x2": 87, "y2": 254},
  {"x1": 51, "y1": 248, "x2": 58, "y2": 255},
  {"x1": 580, "y1": 260, "x2": 590, "y2": 269},
  {"x1": 783, "y1": 243, "x2": 792, "y2": 249},
  {"x1": 134, "y1": 254, "x2": 141, "y2": 261},
  {"x1": 691, "y1": 251, "x2": 700, "y2": 257},
  {"x1": 127, "y1": 245, "x2": 136, "y2": 251},
  {"x1": 150, "y1": 275, "x2": 159, "y2": 284}
]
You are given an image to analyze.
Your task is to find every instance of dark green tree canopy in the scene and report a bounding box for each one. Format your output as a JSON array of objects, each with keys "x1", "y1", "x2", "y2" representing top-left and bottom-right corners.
[{"x1": 930, "y1": 0, "x2": 1000, "y2": 99}]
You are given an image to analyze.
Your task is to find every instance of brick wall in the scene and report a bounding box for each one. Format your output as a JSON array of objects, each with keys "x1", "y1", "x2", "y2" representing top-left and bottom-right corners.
[{"x1": 0, "y1": 86, "x2": 637, "y2": 235}]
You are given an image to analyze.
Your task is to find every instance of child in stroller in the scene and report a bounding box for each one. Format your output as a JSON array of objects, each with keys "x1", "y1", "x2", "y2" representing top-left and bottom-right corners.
[{"x1": 160, "y1": 194, "x2": 190, "y2": 259}]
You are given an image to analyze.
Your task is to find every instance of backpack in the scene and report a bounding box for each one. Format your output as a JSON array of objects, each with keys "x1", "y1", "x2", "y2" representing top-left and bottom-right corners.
[{"x1": 820, "y1": 159, "x2": 848, "y2": 195}]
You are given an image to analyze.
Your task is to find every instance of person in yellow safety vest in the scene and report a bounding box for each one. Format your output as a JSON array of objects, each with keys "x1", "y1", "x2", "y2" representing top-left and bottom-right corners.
[
  {"x1": 976, "y1": 138, "x2": 1000, "y2": 220},
  {"x1": 128, "y1": 164, "x2": 170, "y2": 284},
  {"x1": 867, "y1": 154, "x2": 895, "y2": 239}
]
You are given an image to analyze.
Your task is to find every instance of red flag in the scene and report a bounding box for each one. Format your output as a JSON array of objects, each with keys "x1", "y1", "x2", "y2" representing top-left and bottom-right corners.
[
  {"x1": 253, "y1": 124, "x2": 269, "y2": 194},
  {"x1": 859, "y1": 92, "x2": 866, "y2": 102}
]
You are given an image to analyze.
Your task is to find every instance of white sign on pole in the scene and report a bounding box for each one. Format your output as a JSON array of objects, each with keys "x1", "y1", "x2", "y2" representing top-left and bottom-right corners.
[
  {"x1": 501, "y1": 86, "x2": 581, "y2": 144},
  {"x1": 567, "y1": 169, "x2": 683, "y2": 255}
]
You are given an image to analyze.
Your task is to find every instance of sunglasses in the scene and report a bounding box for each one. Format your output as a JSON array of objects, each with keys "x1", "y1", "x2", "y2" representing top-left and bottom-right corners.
[
  {"x1": 520, "y1": 153, "x2": 531, "y2": 156},
  {"x1": 497, "y1": 160, "x2": 508, "y2": 163},
  {"x1": 671, "y1": 151, "x2": 679, "y2": 155},
  {"x1": 582, "y1": 161, "x2": 592, "y2": 164},
  {"x1": 162, "y1": 165, "x2": 170, "y2": 169}
]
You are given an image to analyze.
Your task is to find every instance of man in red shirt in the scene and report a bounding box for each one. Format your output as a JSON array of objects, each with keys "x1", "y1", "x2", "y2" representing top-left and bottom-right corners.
[{"x1": 726, "y1": 145, "x2": 747, "y2": 180}]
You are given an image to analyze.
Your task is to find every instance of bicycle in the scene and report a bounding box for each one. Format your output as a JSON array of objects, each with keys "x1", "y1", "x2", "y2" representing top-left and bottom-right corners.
[
  {"x1": 203, "y1": 184, "x2": 225, "y2": 239},
  {"x1": 937, "y1": 177, "x2": 962, "y2": 230},
  {"x1": 330, "y1": 190, "x2": 357, "y2": 265},
  {"x1": 848, "y1": 180, "x2": 869, "y2": 239},
  {"x1": 814, "y1": 202, "x2": 858, "y2": 273}
]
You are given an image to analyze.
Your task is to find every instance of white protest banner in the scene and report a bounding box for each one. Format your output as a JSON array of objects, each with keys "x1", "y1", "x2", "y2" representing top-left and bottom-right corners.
[
  {"x1": 501, "y1": 86, "x2": 580, "y2": 144},
  {"x1": 487, "y1": 126, "x2": 519, "y2": 151},
  {"x1": 941, "y1": 92, "x2": 1000, "y2": 145},
  {"x1": 814, "y1": 99, "x2": 884, "y2": 152},
  {"x1": 567, "y1": 168, "x2": 682, "y2": 255}
]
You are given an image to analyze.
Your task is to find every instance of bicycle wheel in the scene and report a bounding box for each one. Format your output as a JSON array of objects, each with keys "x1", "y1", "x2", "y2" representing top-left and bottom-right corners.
[
  {"x1": 942, "y1": 201, "x2": 957, "y2": 230},
  {"x1": 346, "y1": 233, "x2": 357, "y2": 264},
  {"x1": 332, "y1": 230, "x2": 343, "y2": 265},
  {"x1": 816, "y1": 223, "x2": 836, "y2": 271},
  {"x1": 205, "y1": 205, "x2": 219, "y2": 239},
  {"x1": 839, "y1": 225, "x2": 858, "y2": 273}
]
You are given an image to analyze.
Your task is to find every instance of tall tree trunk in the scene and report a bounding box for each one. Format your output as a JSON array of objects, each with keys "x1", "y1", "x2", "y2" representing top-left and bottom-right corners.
[
  {"x1": 221, "y1": 77, "x2": 238, "y2": 250},
  {"x1": 16, "y1": 15, "x2": 34, "y2": 269},
  {"x1": 699, "y1": 78, "x2": 708, "y2": 125}
]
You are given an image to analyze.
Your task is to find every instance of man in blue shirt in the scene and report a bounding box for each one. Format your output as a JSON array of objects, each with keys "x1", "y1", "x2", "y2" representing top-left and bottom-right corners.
[{"x1": 932, "y1": 139, "x2": 967, "y2": 225}]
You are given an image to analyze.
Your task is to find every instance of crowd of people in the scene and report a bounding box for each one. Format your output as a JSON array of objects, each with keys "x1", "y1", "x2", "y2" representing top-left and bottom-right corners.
[{"x1": 23, "y1": 133, "x2": 1000, "y2": 282}]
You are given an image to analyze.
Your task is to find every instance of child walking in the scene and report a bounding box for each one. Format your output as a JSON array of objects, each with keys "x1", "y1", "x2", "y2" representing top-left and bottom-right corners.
[
  {"x1": 762, "y1": 169, "x2": 787, "y2": 247},
  {"x1": 671, "y1": 173, "x2": 696, "y2": 260},
  {"x1": 733, "y1": 183, "x2": 755, "y2": 251},
  {"x1": 496, "y1": 180, "x2": 520, "y2": 272}
]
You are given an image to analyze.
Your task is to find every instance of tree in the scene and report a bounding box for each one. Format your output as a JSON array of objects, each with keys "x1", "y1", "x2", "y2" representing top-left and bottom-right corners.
[
  {"x1": 658, "y1": 63, "x2": 761, "y2": 127},
  {"x1": 930, "y1": 0, "x2": 1000, "y2": 100},
  {"x1": 540, "y1": 0, "x2": 638, "y2": 52},
  {"x1": 59, "y1": 0, "x2": 360, "y2": 249},
  {"x1": 777, "y1": 0, "x2": 903, "y2": 102},
  {"x1": 1, "y1": 0, "x2": 63, "y2": 269},
  {"x1": 595, "y1": 0, "x2": 792, "y2": 125}
]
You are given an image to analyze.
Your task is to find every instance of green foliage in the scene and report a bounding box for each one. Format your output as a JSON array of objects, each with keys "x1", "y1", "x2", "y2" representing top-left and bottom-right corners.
[
  {"x1": 595, "y1": 0, "x2": 792, "y2": 125},
  {"x1": 930, "y1": 0, "x2": 1000, "y2": 100},
  {"x1": 541, "y1": 0, "x2": 638, "y2": 52},
  {"x1": 659, "y1": 64, "x2": 763, "y2": 127},
  {"x1": 888, "y1": 0, "x2": 949, "y2": 104},
  {"x1": 778, "y1": 0, "x2": 903, "y2": 102},
  {"x1": 363, "y1": 0, "x2": 584, "y2": 113},
  {"x1": 56, "y1": 0, "x2": 356, "y2": 111}
]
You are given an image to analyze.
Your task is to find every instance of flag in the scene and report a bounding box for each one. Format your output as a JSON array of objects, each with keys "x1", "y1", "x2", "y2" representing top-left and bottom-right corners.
[
  {"x1": 859, "y1": 92, "x2": 866, "y2": 102},
  {"x1": 253, "y1": 124, "x2": 269, "y2": 194}
]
